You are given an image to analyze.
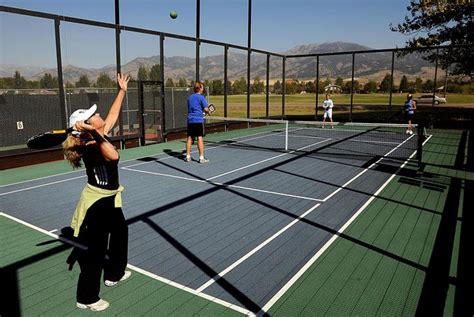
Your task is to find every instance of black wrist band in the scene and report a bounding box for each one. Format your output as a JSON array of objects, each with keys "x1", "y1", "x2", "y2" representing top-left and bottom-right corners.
[{"x1": 90, "y1": 130, "x2": 106, "y2": 144}]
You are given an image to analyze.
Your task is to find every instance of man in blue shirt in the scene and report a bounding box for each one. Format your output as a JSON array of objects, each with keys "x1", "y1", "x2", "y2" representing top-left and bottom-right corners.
[
  {"x1": 404, "y1": 94, "x2": 417, "y2": 134},
  {"x1": 185, "y1": 81, "x2": 210, "y2": 163}
]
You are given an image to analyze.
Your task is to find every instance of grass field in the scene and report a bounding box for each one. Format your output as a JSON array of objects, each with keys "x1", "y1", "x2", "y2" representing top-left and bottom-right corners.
[{"x1": 207, "y1": 93, "x2": 474, "y2": 117}]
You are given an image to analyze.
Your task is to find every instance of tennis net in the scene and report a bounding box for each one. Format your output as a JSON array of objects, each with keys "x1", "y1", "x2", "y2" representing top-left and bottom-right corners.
[{"x1": 205, "y1": 116, "x2": 424, "y2": 165}]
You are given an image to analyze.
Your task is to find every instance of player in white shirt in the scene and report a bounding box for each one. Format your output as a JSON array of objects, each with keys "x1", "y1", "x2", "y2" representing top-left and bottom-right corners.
[{"x1": 322, "y1": 94, "x2": 334, "y2": 128}]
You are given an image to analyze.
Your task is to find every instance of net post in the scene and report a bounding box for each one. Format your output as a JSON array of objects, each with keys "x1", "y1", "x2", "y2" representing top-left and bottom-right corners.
[
  {"x1": 416, "y1": 124, "x2": 424, "y2": 170},
  {"x1": 285, "y1": 120, "x2": 289, "y2": 151}
]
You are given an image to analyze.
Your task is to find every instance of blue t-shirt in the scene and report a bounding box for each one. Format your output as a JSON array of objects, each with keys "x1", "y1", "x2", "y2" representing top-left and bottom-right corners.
[
  {"x1": 187, "y1": 93, "x2": 208, "y2": 123},
  {"x1": 404, "y1": 100, "x2": 414, "y2": 115}
]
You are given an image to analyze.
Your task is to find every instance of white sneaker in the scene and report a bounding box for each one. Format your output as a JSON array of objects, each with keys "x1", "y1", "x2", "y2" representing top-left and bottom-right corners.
[
  {"x1": 104, "y1": 270, "x2": 132, "y2": 287},
  {"x1": 184, "y1": 156, "x2": 191, "y2": 162},
  {"x1": 409, "y1": 130, "x2": 413, "y2": 135},
  {"x1": 406, "y1": 129, "x2": 409, "y2": 134},
  {"x1": 199, "y1": 157, "x2": 209, "y2": 164},
  {"x1": 77, "y1": 299, "x2": 109, "y2": 311}
]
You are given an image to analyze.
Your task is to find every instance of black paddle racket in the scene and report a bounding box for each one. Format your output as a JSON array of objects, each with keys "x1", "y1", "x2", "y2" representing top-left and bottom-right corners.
[
  {"x1": 207, "y1": 103, "x2": 216, "y2": 114},
  {"x1": 27, "y1": 127, "x2": 74, "y2": 149}
]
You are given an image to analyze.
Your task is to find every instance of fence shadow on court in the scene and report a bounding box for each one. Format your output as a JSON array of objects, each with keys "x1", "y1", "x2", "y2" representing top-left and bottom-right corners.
[
  {"x1": 416, "y1": 130, "x2": 472, "y2": 315},
  {"x1": 3, "y1": 129, "x2": 472, "y2": 315},
  {"x1": 125, "y1": 141, "x2": 440, "y2": 313},
  {"x1": 128, "y1": 129, "x2": 472, "y2": 314}
]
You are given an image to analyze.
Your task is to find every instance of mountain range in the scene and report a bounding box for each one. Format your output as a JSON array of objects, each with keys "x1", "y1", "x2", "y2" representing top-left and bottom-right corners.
[{"x1": 1, "y1": 42, "x2": 435, "y2": 84}]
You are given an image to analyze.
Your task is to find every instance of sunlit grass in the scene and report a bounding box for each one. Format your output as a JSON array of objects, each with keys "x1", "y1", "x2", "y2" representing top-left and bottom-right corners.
[{"x1": 206, "y1": 93, "x2": 474, "y2": 117}]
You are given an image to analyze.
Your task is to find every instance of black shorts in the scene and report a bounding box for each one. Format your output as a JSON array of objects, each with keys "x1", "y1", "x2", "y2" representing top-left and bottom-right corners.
[
  {"x1": 187, "y1": 122, "x2": 205, "y2": 137},
  {"x1": 405, "y1": 113, "x2": 414, "y2": 120}
]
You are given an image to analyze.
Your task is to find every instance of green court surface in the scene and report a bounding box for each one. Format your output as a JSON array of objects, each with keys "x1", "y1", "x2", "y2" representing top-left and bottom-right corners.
[
  {"x1": 1, "y1": 128, "x2": 472, "y2": 316},
  {"x1": 0, "y1": 215, "x2": 243, "y2": 316}
]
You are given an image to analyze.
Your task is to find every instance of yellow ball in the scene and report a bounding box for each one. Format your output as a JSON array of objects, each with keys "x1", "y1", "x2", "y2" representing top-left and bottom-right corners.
[{"x1": 170, "y1": 11, "x2": 178, "y2": 19}]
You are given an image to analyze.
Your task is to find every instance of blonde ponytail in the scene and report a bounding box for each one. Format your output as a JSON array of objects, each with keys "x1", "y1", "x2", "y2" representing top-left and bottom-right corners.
[{"x1": 62, "y1": 135, "x2": 84, "y2": 168}]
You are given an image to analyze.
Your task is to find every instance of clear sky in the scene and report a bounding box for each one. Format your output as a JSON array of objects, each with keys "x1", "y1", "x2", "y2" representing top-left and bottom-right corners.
[{"x1": 1, "y1": 0, "x2": 413, "y2": 68}]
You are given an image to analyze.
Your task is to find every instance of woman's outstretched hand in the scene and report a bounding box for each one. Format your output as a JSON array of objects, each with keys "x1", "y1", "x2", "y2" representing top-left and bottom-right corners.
[{"x1": 117, "y1": 73, "x2": 130, "y2": 92}]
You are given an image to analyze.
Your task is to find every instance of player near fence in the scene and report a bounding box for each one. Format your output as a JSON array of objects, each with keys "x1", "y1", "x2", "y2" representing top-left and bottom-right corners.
[
  {"x1": 404, "y1": 93, "x2": 417, "y2": 134},
  {"x1": 322, "y1": 94, "x2": 334, "y2": 128},
  {"x1": 62, "y1": 73, "x2": 131, "y2": 311},
  {"x1": 185, "y1": 81, "x2": 210, "y2": 163}
]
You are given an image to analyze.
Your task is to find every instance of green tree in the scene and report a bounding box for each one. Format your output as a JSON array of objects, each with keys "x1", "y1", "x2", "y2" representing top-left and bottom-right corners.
[
  {"x1": 232, "y1": 77, "x2": 247, "y2": 94},
  {"x1": 149, "y1": 64, "x2": 161, "y2": 81},
  {"x1": 96, "y1": 73, "x2": 115, "y2": 88},
  {"x1": 203, "y1": 80, "x2": 210, "y2": 91},
  {"x1": 39, "y1": 73, "x2": 58, "y2": 88},
  {"x1": 27, "y1": 80, "x2": 40, "y2": 89},
  {"x1": 76, "y1": 75, "x2": 90, "y2": 88},
  {"x1": 399, "y1": 75, "x2": 409, "y2": 93},
  {"x1": 335, "y1": 77, "x2": 344, "y2": 88},
  {"x1": 446, "y1": 79, "x2": 462, "y2": 93},
  {"x1": 226, "y1": 80, "x2": 233, "y2": 95},
  {"x1": 415, "y1": 77, "x2": 423, "y2": 92},
  {"x1": 343, "y1": 81, "x2": 352, "y2": 94},
  {"x1": 166, "y1": 78, "x2": 175, "y2": 87},
  {"x1": 285, "y1": 80, "x2": 297, "y2": 94},
  {"x1": 343, "y1": 80, "x2": 360, "y2": 93},
  {"x1": 14, "y1": 71, "x2": 27, "y2": 89},
  {"x1": 211, "y1": 79, "x2": 223, "y2": 95},
  {"x1": 297, "y1": 81, "x2": 306, "y2": 94},
  {"x1": 391, "y1": 1, "x2": 473, "y2": 76},
  {"x1": 252, "y1": 76, "x2": 265, "y2": 94},
  {"x1": 422, "y1": 79, "x2": 434, "y2": 92},
  {"x1": 353, "y1": 80, "x2": 360, "y2": 93},
  {"x1": 273, "y1": 80, "x2": 282, "y2": 94},
  {"x1": 178, "y1": 78, "x2": 187, "y2": 87},
  {"x1": 379, "y1": 74, "x2": 392, "y2": 93},
  {"x1": 1, "y1": 77, "x2": 13, "y2": 89},
  {"x1": 305, "y1": 81, "x2": 315, "y2": 93},
  {"x1": 407, "y1": 81, "x2": 416, "y2": 93},
  {"x1": 363, "y1": 80, "x2": 378, "y2": 93},
  {"x1": 137, "y1": 66, "x2": 149, "y2": 81},
  {"x1": 317, "y1": 80, "x2": 325, "y2": 93},
  {"x1": 323, "y1": 78, "x2": 331, "y2": 90}
]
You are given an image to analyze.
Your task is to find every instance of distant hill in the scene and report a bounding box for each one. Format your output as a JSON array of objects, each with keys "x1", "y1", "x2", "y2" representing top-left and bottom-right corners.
[{"x1": 0, "y1": 42, "x2": 434, "y2": 84}]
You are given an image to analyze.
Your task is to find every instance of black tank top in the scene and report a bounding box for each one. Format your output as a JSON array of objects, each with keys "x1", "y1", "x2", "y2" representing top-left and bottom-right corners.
[{"x1": 81, "y1": 137, "x2": 120, "y2": 190}]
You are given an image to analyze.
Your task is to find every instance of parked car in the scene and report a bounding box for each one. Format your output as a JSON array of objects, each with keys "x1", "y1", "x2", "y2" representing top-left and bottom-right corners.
[{"x1": 416, "y1": 94, "x2": 447, "y2": 105}]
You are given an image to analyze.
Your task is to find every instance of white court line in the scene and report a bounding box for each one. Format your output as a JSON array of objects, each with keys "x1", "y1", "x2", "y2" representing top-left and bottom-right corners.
[
  {"x1": 0, "y1": 168, "x2": 86, "y2": 188},
  {"x1": 196, "y1": 203, "x2": 321, "y2": 293},
  {"x1": 195, "y1": 133, "x2": 417, "y2": 300},
  {"x1": 207, "y1": 138, "x2": 331, "y2": 181},
  {"x1": 127, "y1": 264, "x2": 254, "y2": 316},
  {"x1": 0, "y1": 126, "x2": 304, "y2": 197},
  {"x1": 0, "y1": 126, "x2": 309, "y2": 192},
  {"x1": 124, "y1": 128, "x2": 289, "y2": 169},
  {"x1": 287, "y1": 134, "x2": 328, "y2": 140},
  {"x1": 1, "y1": 212, "x2": 86, "y2": 250},
  {"x1": 122, "y1": 143, "x2": 228, "y2": 169},
  {"x1": 0, "y1": 175, "x2": 86, "y2": 196},
  {"x1": 0, "y1": 212, "x2": 254, "y2": 316},
  {"x1": 0, "y1": 128, "x2": 285, "y2": 191},
  {"x1": 0, "y1": 150, "x2": 182, "y2": 189},
  {"x1": 1, "y1": 133, "x2": 431, "y2": 314},
  {"x1": 122, "y1": 167, "x2": 324, "y2": 202},
  {"x1": 0, "y1": 149, "x2": 179, "y2": 189},
  {"x1": 259, "y1": 134, "x2": 433, "y2": 313},
  {"x1": 345, "y1": 139, "x2": 401, "y2": 145}
]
